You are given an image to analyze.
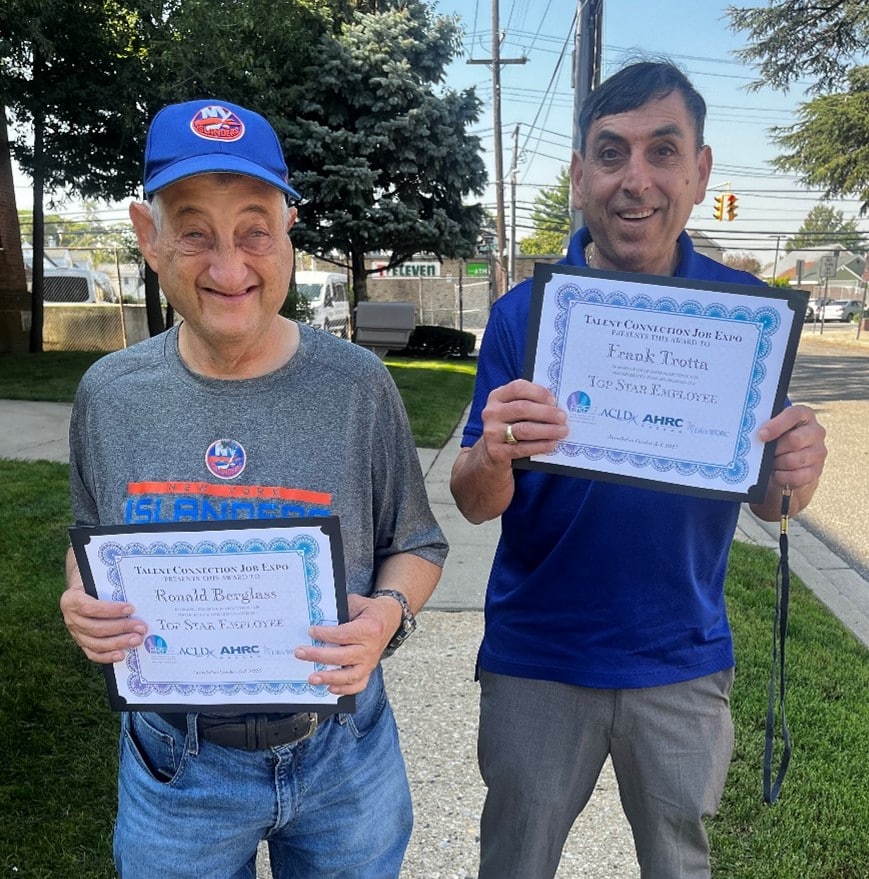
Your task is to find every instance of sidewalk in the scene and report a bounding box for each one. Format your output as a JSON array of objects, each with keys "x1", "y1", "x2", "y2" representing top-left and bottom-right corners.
[{"x1": 3, "y1": 398, "x2": 868, "y2": 877}]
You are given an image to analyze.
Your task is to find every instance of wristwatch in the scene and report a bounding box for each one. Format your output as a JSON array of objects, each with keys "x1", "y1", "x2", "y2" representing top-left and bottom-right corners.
[{"x1": 373, "y1": 589, "x2": 417, "y2": 657}]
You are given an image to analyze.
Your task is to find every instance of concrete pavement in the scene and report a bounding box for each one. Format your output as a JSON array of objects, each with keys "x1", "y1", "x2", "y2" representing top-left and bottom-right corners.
[{"x1": 3, "y1": 397, "x2": 868, "y2": 877}]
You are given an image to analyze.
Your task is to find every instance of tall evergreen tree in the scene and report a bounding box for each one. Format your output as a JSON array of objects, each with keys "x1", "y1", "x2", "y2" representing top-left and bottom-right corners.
[
  {"x1": 729, "y1": 0, "x2": 869, "y2": 95},
  {"x1": 729, "y1": 2, "x2": 869, "y2": 215},
  {"x1": 283, "y1": 0, "x2": 486, "y2": 302},
  {"x1": 771, "y1": 67, "x2": 869, "y2": 214}
]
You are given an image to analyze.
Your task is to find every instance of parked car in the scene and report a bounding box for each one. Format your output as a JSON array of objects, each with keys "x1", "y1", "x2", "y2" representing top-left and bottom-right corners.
[
  {"x1": 293, "y1": 271, "x2": 351, "y2": 337},
  {"x1": 804, "y1": 297, "x2": 831, "y2": 321},
  {"x1": 816, "y1": 298, "x2": 864, "y2": 322}
]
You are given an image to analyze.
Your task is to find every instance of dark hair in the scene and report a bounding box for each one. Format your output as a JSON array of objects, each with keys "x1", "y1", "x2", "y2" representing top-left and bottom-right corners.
[{"x1": 578, "y1": 60, "x2": 707, "y2": 154}]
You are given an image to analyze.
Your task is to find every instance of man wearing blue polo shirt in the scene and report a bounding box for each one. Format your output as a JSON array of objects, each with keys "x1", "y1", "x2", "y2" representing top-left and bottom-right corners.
[{"x1": 451, "y1": 60, "x2": 827, "y2": 879}]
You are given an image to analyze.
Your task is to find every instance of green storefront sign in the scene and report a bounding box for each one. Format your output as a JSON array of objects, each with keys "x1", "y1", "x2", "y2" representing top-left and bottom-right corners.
[{"x1": 466, "y1": 262, "x2": 489, "y2": 277}]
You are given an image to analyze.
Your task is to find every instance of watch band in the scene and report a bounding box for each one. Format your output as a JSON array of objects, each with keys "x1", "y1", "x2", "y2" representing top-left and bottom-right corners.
[{"x1": 373, "y1": 589, "x2": 417, "y2": 657}]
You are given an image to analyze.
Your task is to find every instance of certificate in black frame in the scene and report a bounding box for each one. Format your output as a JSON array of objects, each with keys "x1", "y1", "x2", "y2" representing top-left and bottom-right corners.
[
  {"x1": 69, "y1": 516, "x2": 354, "y2": 715},
  {"x1": 517, "y1": 262, "x2": 808, "y2": 503}
]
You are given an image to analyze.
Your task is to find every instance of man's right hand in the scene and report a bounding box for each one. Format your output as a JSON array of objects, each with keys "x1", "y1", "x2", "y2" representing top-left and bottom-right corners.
[
  {"x1": 450, "y1": 380, "x2": 568, "y2": 524},
  {"x1": 61, "y1": 547, "x2": 147, "y2": 664},
  {"x1": 478, "y1": 379, "x2": 569, "y2": 464}
]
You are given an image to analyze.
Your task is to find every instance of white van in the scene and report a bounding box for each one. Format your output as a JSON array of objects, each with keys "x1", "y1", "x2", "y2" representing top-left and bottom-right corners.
[
  {"x1": 42, "y1": 266, "x2": 116, "y2": 303},
  {"x1": 294, "y1": 271, "x2": 351, "y2": 337}
]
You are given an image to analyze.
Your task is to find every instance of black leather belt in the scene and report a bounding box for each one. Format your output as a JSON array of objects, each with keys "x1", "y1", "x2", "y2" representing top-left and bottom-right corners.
[{"x1": 159, "y1": 712, "x2": 319, "y2": 750}]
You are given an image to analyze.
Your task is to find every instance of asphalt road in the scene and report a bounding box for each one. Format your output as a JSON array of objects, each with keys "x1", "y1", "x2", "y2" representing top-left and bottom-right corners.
[{"x1": 787, "y1": 325, "x2": 869, "y2": 580}]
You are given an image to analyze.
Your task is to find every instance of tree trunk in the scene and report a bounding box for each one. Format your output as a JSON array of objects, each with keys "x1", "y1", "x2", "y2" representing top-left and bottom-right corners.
[
  {"x1": 349, "y1": 249, "x2": 367, "y2": 341},
  {"x1": 351, "y1": 248, "x2": 367, "y2": 304},
  {"x1": 28, "y1": 98, "x2": 45, "y2": 353},
  {"x1": 144, "y1": 262, "x2": 164, "y2": 336}
]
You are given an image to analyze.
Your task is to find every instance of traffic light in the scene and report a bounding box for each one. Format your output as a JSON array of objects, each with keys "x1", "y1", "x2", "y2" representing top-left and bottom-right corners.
[
  {"x1": 712, "y1": 193, "x2": 725, "y2": 221},
  {"x1": 725, "y1": 193, "x2": 738, "y2": 221}
]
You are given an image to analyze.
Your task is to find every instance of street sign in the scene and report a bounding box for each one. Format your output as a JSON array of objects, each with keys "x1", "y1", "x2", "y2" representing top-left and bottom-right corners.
[{"x1": 818, "y1": 254, "x2": 837, "y2": 280}]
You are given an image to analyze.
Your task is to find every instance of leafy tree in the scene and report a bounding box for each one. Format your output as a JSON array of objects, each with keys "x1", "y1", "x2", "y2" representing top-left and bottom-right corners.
[
  {"x1": 728, "y1": 0, "x2": 869, "y2": 95},
  {"x1": 284, "y1": 0, "x2": 487, "y2": 303},
  {"x1": 724, "y1": 252, "x2": 762, "y2": 276},
  {"x1": 785, "y1": 203, "x2": 865, "y2": 254},
  {"x1": 3, "y1": 0, "x2": 485, "y2": 342},
  {"x1": 729, "y1": 3, "x2": 869, "y2": 215},
  {"x1": 770, "y1": 67, "x2": 869, "y2": 214},
  {"x1": 1, "y1": 0, "x2": 147, "y2": 349},
  {"x1": 519, "y1": 167, "x2": 570, "y2": 255}
]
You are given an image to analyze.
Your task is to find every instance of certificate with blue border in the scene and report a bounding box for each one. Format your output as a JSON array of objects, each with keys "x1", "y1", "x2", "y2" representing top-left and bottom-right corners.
[
  {"x1": 519, "y1": 263, "x2": 808, "y2": 502},
  {"x1": 69, "y1": 518, "x2": 353, "y2": 715}
]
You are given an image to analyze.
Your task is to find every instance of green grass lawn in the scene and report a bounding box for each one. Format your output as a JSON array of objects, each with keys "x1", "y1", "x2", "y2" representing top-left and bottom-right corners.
[
  {"x1": 384, "y1": 356, "x2": 477, "y2": 447},
  {"x1": 0, "y1": 351, "x2": 105, "y2": 401},
  {"x1": 0, "y1": 351, "x2": 477, "y2": 448}
]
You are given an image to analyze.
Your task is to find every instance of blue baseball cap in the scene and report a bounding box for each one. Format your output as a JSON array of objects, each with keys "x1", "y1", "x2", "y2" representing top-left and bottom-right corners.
[{"x1": 143, "y1": 99, "x2": 301, "y2": 200}]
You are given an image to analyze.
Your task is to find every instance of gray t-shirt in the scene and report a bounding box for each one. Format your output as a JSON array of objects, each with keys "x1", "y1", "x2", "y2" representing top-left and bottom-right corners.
[{"x1": 69, "y1": 322, "x2": 448, "y2": 595}]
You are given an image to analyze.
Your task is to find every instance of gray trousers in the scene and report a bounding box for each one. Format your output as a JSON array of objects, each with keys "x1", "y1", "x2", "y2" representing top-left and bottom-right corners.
[{"x1": 477, "y1": 668, "x2": 735, "y2": 879}]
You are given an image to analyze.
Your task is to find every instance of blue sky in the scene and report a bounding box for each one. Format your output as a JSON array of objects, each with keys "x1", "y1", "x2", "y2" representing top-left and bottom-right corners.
[{"x1": 436, "y1": 0, "x2": 865, "y2": 262}]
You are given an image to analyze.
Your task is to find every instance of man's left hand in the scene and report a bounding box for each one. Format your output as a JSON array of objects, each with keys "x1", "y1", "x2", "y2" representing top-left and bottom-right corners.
[
  {"x1": 758, "y1": 404, "x2": 827, "y2": 491},
  {"x1": 752, "y1": 403, "x2": 827, "y2": 520},
  {"x1": 293, "y1": 593, "x2": 401, "y2": 696}
]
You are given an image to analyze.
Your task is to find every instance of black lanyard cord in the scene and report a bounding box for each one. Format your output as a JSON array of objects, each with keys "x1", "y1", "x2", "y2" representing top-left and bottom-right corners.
[{"x1": 764, "y1": 487, "x2": 792, "y2": 804}]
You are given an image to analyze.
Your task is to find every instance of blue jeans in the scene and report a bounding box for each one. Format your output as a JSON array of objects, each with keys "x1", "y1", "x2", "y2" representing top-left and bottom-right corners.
[{"x1": 114, "y1": 666, "x2": 411, "y2": 879}]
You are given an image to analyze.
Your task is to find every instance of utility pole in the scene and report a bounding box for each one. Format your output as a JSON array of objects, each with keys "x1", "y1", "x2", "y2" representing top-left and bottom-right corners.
[
  {"x1": 468, "y1": 0, "x2": 526, "y2": 297},
  {"x1": 509, "y1": 124, "x2": 520, "y2": 288},
  {"x1": 570, "y1": 0, "x2": 603, "y2": 235},
  {"x1": 768, "y1": 233, "x2": 782, "y2": 283}
]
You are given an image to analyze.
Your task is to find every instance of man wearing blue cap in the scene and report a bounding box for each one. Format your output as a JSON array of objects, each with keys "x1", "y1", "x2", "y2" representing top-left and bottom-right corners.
[{"x1": 60, "y1": 99, "x2": 447, "y2": 878}]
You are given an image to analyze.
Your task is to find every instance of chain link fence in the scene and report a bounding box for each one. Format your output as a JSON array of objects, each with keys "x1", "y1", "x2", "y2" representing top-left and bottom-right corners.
[
  {"x1": 379, "y1": 276, "x2": 490, "y2": 332},
  {"x1": 34, "y1": 246, "x2": 169, "y2": 351}
]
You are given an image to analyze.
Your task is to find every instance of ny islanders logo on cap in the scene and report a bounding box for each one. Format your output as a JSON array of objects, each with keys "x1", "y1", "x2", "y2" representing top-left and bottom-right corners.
[
  {"x1": 205, "y1": 439, "x2": 247, "y2": 480},
  {"x1": 190, "y1": 105, "x2": 245, "y2": 142}
]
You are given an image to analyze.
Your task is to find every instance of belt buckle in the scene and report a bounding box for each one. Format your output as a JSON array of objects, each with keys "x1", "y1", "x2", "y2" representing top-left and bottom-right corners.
[{"x1": 296, "y1": 713, "x2": 319, "y2": 744}]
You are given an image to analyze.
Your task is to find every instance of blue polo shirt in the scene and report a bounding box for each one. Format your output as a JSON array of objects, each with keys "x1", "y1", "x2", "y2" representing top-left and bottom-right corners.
[{"x1": 462, "y1": 229, "x2": 767, "y2": 688}]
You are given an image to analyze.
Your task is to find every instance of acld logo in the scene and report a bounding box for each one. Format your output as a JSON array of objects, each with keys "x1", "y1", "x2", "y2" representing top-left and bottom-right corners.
[
  {"x1": 598, "y1": 408, "x2": 638, "y2": 424},
  {"x1": 178, "y1": 646, "x2": 215, "y2": 658}
]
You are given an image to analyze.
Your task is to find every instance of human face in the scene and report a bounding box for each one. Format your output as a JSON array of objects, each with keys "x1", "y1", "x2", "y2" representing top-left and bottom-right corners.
[
  {"x1": 130, "y1": 174, "x2": 295, "y2": 364},
  {"x1": 572, "y1": 91, "x2": 712, "y2": 276}
]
